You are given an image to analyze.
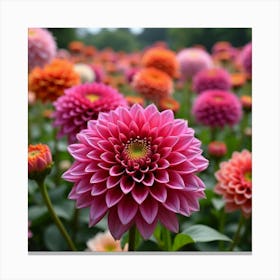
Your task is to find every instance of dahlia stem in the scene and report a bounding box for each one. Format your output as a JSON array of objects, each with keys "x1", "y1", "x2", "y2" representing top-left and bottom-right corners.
[
  {"x1": 162, "y1": 227, "x2": 172, "y2": 251},
  {"x1": 210, "y1": 127, "x2": 217, "y2": 142},
  {"x1": 72, "y1": 208, "x2": 80, "y2": 243},
  {"x1": 128, "y1": 225, "x2": 136, "y2": 251},
  {"x1": 218, "y1": 209, "x2": 226, "y2": 251},
  {"x1": 228, "y1": 214, "x2": 245, "y2": 251},
  {"x1": 37, "y1": 179, "x2": 77, "y2": 251}
]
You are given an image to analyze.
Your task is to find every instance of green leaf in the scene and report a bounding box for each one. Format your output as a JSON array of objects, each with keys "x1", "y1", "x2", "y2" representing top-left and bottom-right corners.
[
  {"x1": 28, "y1": 205, "x2": 48, "y2": 221},
  {"x1": 44, "y1": 224, "x2": 68, "y2": 251},
  {"x1": 172, "y1": 233, "x2": 194, "y2": 251},
  {"x1": 211, "y1": 198, "x2": 225, "y2": 211},
  {"x1": 53, "y1": 201, "x2": 74, "y2": 221},
  {"x1": 183, "y1": 224, "x2": 232, "y2": 243},
  {"x1": 137, "y1": 240, "x2": 161, "y2": 251}
]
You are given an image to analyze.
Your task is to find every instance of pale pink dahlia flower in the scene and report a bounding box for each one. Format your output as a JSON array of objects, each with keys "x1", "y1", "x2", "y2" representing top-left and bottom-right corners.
[
  {"x1": 192, "y1": 90, "x2": 242, "y2": 128},
  {"x1": 215, "y1": 150, "x2": 252, "y2": 218},
  {"x1": 53, "y1": 83, "x2": 127, "y2": 144},
  {"x1": 192, "y1": 68, "x2": 232, "y2": 94},
  {"x1": 28, "y1": 28, "x2": 57, "y2": 71},
  {"x1": 177, "y1": 48, "x2": 214, "y2": 81},
  {"x1": 63, "y1": 104, "x2": 208, "y2": 240}
]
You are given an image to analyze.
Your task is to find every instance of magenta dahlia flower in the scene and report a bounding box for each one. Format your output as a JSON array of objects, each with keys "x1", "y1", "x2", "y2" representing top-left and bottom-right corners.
[
  {"x1": 192, "y1": 90, "x2": 242, "y2": 128},
  {"x1": 28, "y1": 28, "x2": 57, "y2": 71},
  {"x1": 193, "y1": 68, "x2": 232, "y2": 94},
  {"x1": 239, "y1": 42, "x2": 252, "y2": 76},
  {"x1": 63, "y1": 104, "x2": 208, "y2": 240},
  {"x1": 53, "y1": 83, "x2": 127, "y2": 144},
  {"x1": 176, "y1": 48, "x2": 213, "y2": 81}
]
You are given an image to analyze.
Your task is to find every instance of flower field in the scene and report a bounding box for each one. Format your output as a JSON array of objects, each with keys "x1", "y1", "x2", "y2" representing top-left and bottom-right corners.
[{"x1": 28, "y1": 28, "x2": 252, "y2": 252}]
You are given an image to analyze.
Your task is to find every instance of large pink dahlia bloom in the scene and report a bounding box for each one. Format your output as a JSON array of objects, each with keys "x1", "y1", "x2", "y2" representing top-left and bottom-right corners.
[
  {"x1": 53, "y1": 83, "x2": 127, "y2": 144},
  {"x1": 192, "y1": 90, "x2": 242, "y2": 128},
  {"x1": 28, "y1": 28, "x2": 57, "y2": 71},
  {"x1": 192, "y1": 68, "x2": 232, "y2": 94},
  {"x1": 63, "y1": 104, "x2": 208, "y2": 240},
  {"x1": 239, "y1": 42, "x2": 252, "y2": 76},
  {"x1": 214, "y1": 150, "x2": 252, "y2": 218}
]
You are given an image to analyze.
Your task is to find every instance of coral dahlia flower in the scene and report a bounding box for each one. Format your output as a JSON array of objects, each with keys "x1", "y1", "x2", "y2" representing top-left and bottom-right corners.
[
  {"x1": 28, "y1": 59, "x2": 80, "y2": 103},
  {"x1": 177, "y1": 48, "x2": 213, "y2": 81},
  {"x1": 28, "y1": 28, "x2": 57, "y2": 72},
  {"x1": 87, "y1": 231, "x2": 128, "y2": 252},
  {"x1": 63, "y1": 104, "x2": 208, "y2": 240},
  {"x1": 214, "y1": 150, "x2": 252, "y2": 218},
  {"x1": 28, "y1": 143, "x2": 52, "y2": 179},
  {"x1": 53, "y1": 82, "x2": 127, "y2": 144},
  {"x1": 192, "y1": 90, "x2": 242, "y2": 128},
  {"x1": 132, "y1": 67, "x2": 173, "y2": 101},
  {"x1": 208, "y1": 141, "x2": 227, "y2": 157},
  {"x1": 193, "y1": 68, "x2": 232, "y2": 94},
  {"x1": 141, "y1": 48, "x2": 179, "y2": 78}
]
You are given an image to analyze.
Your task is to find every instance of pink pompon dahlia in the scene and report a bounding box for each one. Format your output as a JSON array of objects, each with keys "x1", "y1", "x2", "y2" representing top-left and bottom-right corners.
[
  {"x1": 239, "y1": 42, "x2": 252, "y2": 76},
  {"x1": 177, "y1": 48, "x2": 213, "y2": 81},
  {"x1": 53, "y1": 82, "x2": 128, "y2": 144},
  {"x1": 214, "y1": 150, "x2": 252, "y2": 218},
  {"x1": 28, "y1": 28, "x2": 57, "y2": 72},
  {"x1": 192, "y1": 90, "x2": 242, "y2": 128},
  {"x1": 63, "y1": 104, "x2": 208, "y2": 240},
  {"x1": 192, "y1": 68, "x2": 232, "y2": 94}
]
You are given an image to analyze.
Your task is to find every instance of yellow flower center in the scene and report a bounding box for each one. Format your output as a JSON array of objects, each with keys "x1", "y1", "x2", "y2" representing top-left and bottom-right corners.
[
  {"x1": 105, "y1": 243, "x2": 117, "y2": 251},
  {"x1": 28, "y1": 30, "x2": 36, "y2": 37},
  {"x1": 28, "y1": 150, "x2": 40, "y2": 158},
  {"x1": 85, "y1": 93, "x2": 100, "y2": 103},
  {"x1": 126, "y1": 138, "x2": 150, "y2": 161},
  {"x1": 244, "y1": 171, "x2": 252, "y2": 183}
]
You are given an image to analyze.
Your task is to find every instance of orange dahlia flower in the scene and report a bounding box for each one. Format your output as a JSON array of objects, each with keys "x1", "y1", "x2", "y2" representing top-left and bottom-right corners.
[
  {"x1": 132, "y1": 67, "x2": 173, "y2": 101},
  {"x1": 142, "y1": 48, "x2": 179, "y2": 78},
  {"x1": 158, "y1": 97, "x2": 180, "y2": 113},
  {"x1": 28, "y1": 59, "x2": 80, "y2": 102},
  {"x1": 68, "y1": 41, "x2": 84, "y2": 53},
  {"x1": 230, "y1": 72, "x2": 247, "y2": 88},
  {"x1": 215, "y1": 150, "x2": 252, "y2": 218}
]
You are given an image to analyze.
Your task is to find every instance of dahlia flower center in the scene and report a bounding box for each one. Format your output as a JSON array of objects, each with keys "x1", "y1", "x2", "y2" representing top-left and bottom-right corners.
[
  {"x1": 244, "y1": 171, "x2": 252, "y2": 183},
  {"x1": 105, "y1": 243, "x2": 117, "y2": 251},
  {"x1": 28, "y1": 150, "x2": 40, "y2": 158},
  {"x1": 207, "y1": 69, "x2": 218, "y2": 77},
  {"x1": 85, "y1": 93, "x2": 100, "y2": 103},
  {"x1": 125, "y1": 138, "x2": 151, "y2": 161},
  {"x1": 213, "y1": 95, "x2": 223, "y2": 102}
]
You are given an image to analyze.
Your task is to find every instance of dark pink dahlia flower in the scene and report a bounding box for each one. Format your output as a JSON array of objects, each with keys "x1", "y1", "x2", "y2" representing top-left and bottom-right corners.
[
  {"x1": 192, "y1": 90, "x2": 242, "y2": 128},
  {"x1": 28, "y1": 28, "x2": 57, "y2": 72},
  {"x1": 63, "y1": 104, "x2": 208, "y2": 240},
  {"x1": 239, "y1": 42, "x2": 252, "y2": 76},
  {"x1": 53, "y1": 83, "x2": 127, "y2": 144},
  {"x1": 193, "y1": 68, "x2": 232, "y2": 94}
]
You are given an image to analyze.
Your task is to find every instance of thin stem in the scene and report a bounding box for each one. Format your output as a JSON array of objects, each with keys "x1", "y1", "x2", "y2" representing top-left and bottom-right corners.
[
  {"x1": 162, "y1": 226, "x2": 172, "y2": 251},
  {"x1": 72, "y1": 208, "x2": 79, "y2": 243},
  {"x1": 228, "y1": 214, "x2": 245, "y2": 251},
  {"x1": 37, "y1": 180, "x2": 77, "y2": 251},
  {"x1": 218, "y1": 209, "x2": 226, "y2": 251},
  {"x1": 128, "y1": 225, "x2": 136, "y2": 251}
]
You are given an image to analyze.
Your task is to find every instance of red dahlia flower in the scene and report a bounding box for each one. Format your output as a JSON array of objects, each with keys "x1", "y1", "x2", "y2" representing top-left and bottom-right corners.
[{"x1": 63, "y1": 104, "x2": 208, "y2": 239}]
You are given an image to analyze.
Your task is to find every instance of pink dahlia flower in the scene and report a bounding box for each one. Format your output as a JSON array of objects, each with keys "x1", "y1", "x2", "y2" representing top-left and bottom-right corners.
[
  {"x1": 214, "y1": 150, "x2": 252, "y2": 218},
  {"x1": 193, "y1": 68, "x2": 232, "y2": 94},
  {"x1": 28, "y1": 28, "x2": 57, "y2": 71},
  {"x1": 176, "y1": 48, "x2": 213, "y2": 81},
  {"x1": 239, "y1": 42, "x2": 252, "y2": 76},
  {"x1": 63, "y1": 104, "x2": 208, "y2": 240},
  {"x1": 53, "y1": 82, "x2": 127, "y2": 144},
  {"x1": 208, "y1": 141, "x2": 227, "y2": 158},
  {"x1": 192, "y1": 90, "x2": 242, "y2": 128}
]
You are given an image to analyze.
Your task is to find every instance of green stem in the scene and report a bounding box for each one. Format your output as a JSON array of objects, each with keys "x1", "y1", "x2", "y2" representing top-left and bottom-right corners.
[
  {"x1": 228, "y1": 214, "x2": 245, "y2": 251},
  {"x1": 72, "y1": 208, "x2": 79, "y2": 243},
  {"x1": 162, "y1": 226, "x2": 172, "y2": 251},
  {"x1": 37, "y1": 180, "x2": 77, "y2": 251},
  {"x1": 128, "y1": 225, "x2": 136, "y2": 251},
  {"x1": 218, "y1": 209, "x2": 226, "y2": 251}
]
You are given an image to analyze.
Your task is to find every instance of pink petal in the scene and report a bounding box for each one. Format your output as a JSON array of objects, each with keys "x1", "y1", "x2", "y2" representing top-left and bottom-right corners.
[
  {"x1": 109, "y1": 165, "x2": 125, "y2": 176},
  {"x1": 100, "y1": 152, "x2": 115, "y2": 163},
  {"x1": 160, "y1": 136, "x2": 178, "y2": 148},
  {"x1": 157, "y1": 158, "x2": 170, "y2": 170},
  {"x1": 158, "y1": 206, "x2": 179, "y2": 233},
  {"x1": 154, "y1": 170, "x2": 169, "y2": 183},
  {"x1": 108, "y1": 208, "x2": 133, "y2": 240},
  {"x1": 90, "y1": 183, "x2": 107, "y2": 196},
  {"x1": 166, "y1": 171, "x2": 185, "y2": 190},
  {"x1": 97, "y1": 140, "x2": 113, "y2": 152},
  {"x1": 142, "y1": 172, "x2": 155, "y2": 186},
  {"x1": 75, "y1": 178, "x2": 93, "y2": 194},
  {"x1": 106, "y1": 175, "x2": 121, "y2": 189},
  {"x1": 139, "y1": 196, "x2": 158, "y2": 224},
  {"x1": 135, "y1": 214, "x2": 158, "y2": 240},
  {"x1": 85, "y1": 162, "x2": 99, "y2": 172},
  {"x1": 167, "y1": 152, "x2": 186, "y2": 166},
  {"x1": 149, "y1": 184, "x2": 167, "y2": 202},
  {"x1": 117, "y1": 195, "x2": 138, "y2": 224},
  {"x1": 90, "y1": 170, "x2": 108, "y2": 183},
  {"x1": 160, "y1": 109, "x2": 174, "y2": 125},
  {"x1": 183, "y1": 192, "x2": 200, "y2": 211},
  {"x1": 120, "y1": 176, "x2": 135, "y2": 194},
  {"x1": 105, "y1": 188, "x2": 124, "y2": 208},
  {"x1": 76, "y1": 192, "x2": 94, "y2": 208},
  {"x1": 89, "y1": 195, "x2": 108, "y2": 226},
  {"x1": 162, "y1": 190, "x2": 180, "y2": 212},
  {"x1": 131, "y1": 184, "x2": 149, "y2": 204}
]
